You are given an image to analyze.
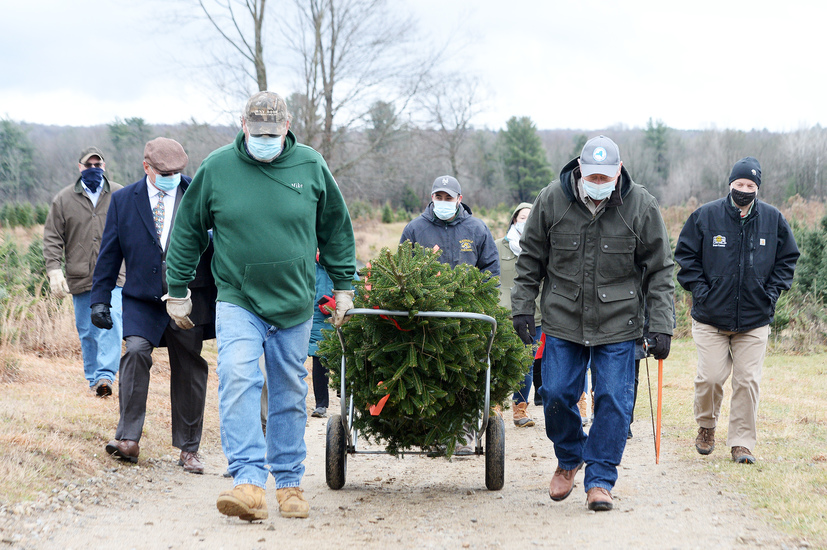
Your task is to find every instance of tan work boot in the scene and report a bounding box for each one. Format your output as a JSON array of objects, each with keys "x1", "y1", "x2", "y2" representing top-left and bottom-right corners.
[
  {"x1": 216, "y1": 484, "x2": 268, "y2": 521},
  {"x1": 276, "y1": 487, "x2": 310, "y2": 518},
  {"x1": 577, "y1": 392, "x2": 588, "y2": 425},
  {"x1": 695, "y1": 427, "x2": 715, "y2": 455},
  {"x1": 512, "y1": 402, "x2": 535, "y2": 427}
]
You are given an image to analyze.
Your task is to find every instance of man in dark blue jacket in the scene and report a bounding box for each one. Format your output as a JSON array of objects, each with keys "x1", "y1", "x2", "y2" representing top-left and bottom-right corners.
[
  {"x1": 90, "y1": 138, "x2": 217, "y2": 474},
  {"x1": 675, "y1": 157, "x2": 799, "y2": 465},
  {"x1": 400, "y1": 175, "x2": 499, "y2": 277}
]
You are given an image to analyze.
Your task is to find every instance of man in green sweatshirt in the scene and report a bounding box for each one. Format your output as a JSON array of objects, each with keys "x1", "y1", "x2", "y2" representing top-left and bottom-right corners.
[{"x1": 164, "y1": 91, "x2": 356, "y2": 521}]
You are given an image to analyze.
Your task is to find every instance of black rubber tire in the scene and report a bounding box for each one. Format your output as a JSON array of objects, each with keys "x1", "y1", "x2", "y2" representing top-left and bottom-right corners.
[
  {"x1": 485, "y1": 414, "x2": 505, "y2": 490},
  {"x1": 326, "y1": 414, "x2": 347, "y2": 489}
]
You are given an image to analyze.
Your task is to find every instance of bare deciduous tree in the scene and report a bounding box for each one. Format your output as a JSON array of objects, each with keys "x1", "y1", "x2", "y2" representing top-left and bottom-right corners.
[{"x1": 417, "y1": 75, "x2": 484, "y2": 178}]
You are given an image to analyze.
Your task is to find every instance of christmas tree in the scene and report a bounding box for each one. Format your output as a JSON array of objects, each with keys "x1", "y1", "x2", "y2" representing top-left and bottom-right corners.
[{"x1": 317, "y1": 241, "x2": 532, "y2": 456}]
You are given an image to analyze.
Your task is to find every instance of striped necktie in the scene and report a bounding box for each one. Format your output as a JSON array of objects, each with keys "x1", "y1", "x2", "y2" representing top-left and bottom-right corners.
[{"x1": 153, "y1": 191, "x2": 165, "y2": 239}]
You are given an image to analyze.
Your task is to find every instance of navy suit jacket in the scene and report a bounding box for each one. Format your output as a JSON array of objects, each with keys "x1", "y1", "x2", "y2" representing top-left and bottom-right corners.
[{"x1": 91, "y1": 175, "x2": 216, "y2": 347}]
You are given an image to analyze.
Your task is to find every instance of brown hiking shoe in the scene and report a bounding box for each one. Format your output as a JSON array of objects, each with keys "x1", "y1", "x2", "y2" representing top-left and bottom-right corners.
[
  {"x1": 695, "y1": 427, "x2": 715, "y2": 455},
  {"x1": 276, "y1": 487, "x2": 309, "y2": 518},
  {"x1": 216, "y1": 484, "x2": 268, "y2": 521},
  {"x1": 512, "y1": 402, "x2": 535, "y2": 427},
  {"x1": 549, "y1": 461, "x2": 584, "y2": 501},
  {"x1": 586, "y1": 487, "x2": 613, "y2": 511},
  {"x1": 731, "y1": 446, "x2": 756, "y2": 464}
]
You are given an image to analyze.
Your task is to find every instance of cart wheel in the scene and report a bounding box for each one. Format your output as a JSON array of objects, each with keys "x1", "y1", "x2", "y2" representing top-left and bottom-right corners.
[
  {"x1": 326, "y1": 415, "x2": 347, "y2": 490},
  {"x1": 485, "y1": 414, "x2": 505, "y2": 490}
]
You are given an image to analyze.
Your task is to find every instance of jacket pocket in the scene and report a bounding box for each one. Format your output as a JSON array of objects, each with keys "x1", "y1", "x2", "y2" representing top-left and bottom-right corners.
[
  {"x1": 549, "y1": 232, "x2": 581, "y2": 276},
  {"x1": 596, "y1": 281, "x2": 639, "y2": 334},
  {"x1": 241, "y1": 256, "x2": 312, "y2": 320},
  {"x1": 65, "y1": 242, "x2": 88, "y2": 277},
  {"x1": 546, "y1": 278, "x2": 581, "y2": 330},
  {"x1": 598, "y1": 236, "x2": 636, "y2": 279}
]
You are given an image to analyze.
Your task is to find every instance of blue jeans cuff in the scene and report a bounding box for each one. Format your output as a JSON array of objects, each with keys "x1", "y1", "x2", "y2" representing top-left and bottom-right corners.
[
  {"x1": 275, "y1": 481, "x2": 301, "y2": 490},
  {"x1": 234, "y1": 479, "x2": 266, "y2": 489}
]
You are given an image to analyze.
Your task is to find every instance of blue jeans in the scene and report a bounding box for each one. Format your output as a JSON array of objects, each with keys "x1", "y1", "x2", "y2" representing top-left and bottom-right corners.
[
  {"x1": 73, "y1": 287, "x2": 123, "y2": 387},
  {"x1": 540, "y1": 336, "x2": 635, "y2": 492},
  {"x1": 216, "y1": 301, "x2": 312, "y2": 490},
  {"x1": 513, "y1": 326, "x2": 542, "y2": 404}
]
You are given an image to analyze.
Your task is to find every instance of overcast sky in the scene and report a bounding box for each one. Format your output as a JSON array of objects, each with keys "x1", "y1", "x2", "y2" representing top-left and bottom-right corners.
[{"x1": 1, "y1": 0, "x2": 823, "y2": 132}]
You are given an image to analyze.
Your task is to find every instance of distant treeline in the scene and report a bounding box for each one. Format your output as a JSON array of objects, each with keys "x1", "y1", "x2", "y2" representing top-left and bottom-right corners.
[{"x1": 2, "y1": 116, "x2": 826, "y2": 212}]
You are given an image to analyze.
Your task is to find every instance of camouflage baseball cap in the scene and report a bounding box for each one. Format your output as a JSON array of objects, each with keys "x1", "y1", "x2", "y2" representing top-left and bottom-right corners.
[
  {"x1": 79, "y1": 146, "x2": 105, "y2": 164},
  {"x1": 244, "y1": 91, "x2": 289, "y2": 135}
]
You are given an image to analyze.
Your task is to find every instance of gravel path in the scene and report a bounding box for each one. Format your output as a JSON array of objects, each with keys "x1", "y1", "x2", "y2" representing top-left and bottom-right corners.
[{"x1": 0, "y1": 395, "x2": 804, "y2": 549}]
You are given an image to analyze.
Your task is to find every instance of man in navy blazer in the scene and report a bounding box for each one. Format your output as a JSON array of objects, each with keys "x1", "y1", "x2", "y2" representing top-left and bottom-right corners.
[{"x1": 90, "y1": 137, "x2": 216, "y2": 474}]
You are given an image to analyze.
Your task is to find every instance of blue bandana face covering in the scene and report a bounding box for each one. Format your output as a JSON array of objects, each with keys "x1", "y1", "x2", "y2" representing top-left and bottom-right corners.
[
  {"x1": 81, "y1": 167, "x2": 104, "y2": 193},
  {"x1": 153, "y1": 173, "x2": 181, "y2": 192},
  {"x1": 247, "y1": 135, "x2": 284, "y2": 162}
]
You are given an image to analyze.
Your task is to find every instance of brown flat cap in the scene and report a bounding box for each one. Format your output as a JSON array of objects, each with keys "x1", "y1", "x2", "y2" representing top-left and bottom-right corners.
[
  {"x1": 79, "y1": 146, "x2": 105, "y2": 164},
  {"x1": 244, "y1": 91, "x2": 289, "y2": 135},
  {"x1": 144, "y1": 138, "x2": 188, "y2": 173}
]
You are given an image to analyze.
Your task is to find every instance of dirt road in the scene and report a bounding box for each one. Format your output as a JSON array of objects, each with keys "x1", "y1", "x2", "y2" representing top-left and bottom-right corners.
[{"x1": 1, "y1": 389, "x2": 801, "y2": 550}]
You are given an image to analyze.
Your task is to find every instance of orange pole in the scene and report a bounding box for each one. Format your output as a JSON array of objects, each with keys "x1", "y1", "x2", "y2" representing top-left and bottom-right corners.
[{"x1": 655, "y1": 358, "x2": 663, "y2": 464}]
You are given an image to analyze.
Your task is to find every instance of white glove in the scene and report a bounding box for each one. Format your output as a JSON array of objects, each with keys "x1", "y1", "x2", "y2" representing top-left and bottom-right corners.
[
  {"x1": 330, "y1": 289, "x2": 354, "y2": 328},
  {"x1": 162, "y1": 288, "x2": 194, "y2": 329},
  {"x1": 47, "y1": 269, "x2": 70, "y2": 298}
]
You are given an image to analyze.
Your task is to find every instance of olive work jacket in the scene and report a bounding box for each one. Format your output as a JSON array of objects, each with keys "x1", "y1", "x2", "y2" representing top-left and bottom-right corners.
[{"x1": 511, "y1": 158, "x2": 675, "y2": 346}]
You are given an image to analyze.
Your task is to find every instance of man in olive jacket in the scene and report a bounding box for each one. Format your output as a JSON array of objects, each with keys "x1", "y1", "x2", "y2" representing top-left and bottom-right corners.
[
  {"x1": 43, "y1": 146, "x2": 125, "y2": 396},
  {"x1": 511, "y1": 136, "x2": 674, "y2": 512}
]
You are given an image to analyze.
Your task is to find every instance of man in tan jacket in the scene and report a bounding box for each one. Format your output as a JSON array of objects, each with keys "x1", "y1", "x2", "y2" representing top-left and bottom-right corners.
[{"x1": 43, "y1": 146, "x2": 125, "y2": 397}]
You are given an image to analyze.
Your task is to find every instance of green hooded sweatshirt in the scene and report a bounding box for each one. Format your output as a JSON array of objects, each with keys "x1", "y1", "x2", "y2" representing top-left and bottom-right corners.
[{"x1": 165, "y1": 130, "x2": 356, "y2": 329}]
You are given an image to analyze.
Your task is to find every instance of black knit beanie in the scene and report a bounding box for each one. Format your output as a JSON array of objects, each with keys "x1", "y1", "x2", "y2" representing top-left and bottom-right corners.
[{"x1": 729, "y1": 157, "x2": 762, "y2": 187}]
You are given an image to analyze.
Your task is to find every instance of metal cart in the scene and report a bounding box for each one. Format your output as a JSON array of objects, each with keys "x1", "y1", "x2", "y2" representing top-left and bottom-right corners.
[{"x1": 325, "y1": 308, "x2": 505, "y2": 491}]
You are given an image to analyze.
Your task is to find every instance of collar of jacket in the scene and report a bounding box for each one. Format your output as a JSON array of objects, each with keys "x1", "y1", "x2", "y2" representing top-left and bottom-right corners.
[
  {"x1": 233, "y1": 129, "x2": 297, "y2": 166},
  {"x1": 723, "y1": 193, "x2": 759, "y2": 222},
  {"x1": 73, "y1": 174, "x2": 112, "y2": 194},
  {"x1": 558, "y1": 157, "x2": 632, "y2": 207},
  {"x1": 424, "y1": 201, "x2": 473, "y2": 225}
]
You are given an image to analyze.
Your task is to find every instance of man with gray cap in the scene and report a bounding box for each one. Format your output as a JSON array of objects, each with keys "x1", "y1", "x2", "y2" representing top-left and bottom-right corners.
[
  {"x1": 43, "y1": 146, "x2": 125, "y2": 397},
  {"x1": 400, "y1": 175, "x2": 499, "y2": 275},
  {"x1": 400, "y1": 175, "x2": 499, "y2": 454},
  {"x1": 90, "y1": 138, "x2": 217, "y2": 474},
  {"x1": 165, "y1": 91, "x2": 356, "y2": 521},
  {"x1": 511, "y1": 135, "x2": 674, "y2": 511},
  {"x1": 675, "y1": 156, "x2": 798, "y2": 465}
]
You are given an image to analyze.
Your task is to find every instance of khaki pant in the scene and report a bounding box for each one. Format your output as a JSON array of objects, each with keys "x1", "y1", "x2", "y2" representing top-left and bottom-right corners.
[{"x1": 692, "y1": 320, "x2": 770, "y2": 450}]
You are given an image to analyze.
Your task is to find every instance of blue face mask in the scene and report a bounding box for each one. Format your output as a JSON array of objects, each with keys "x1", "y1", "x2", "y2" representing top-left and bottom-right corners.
[
  {"x1": 582, "y1": 178, "x2": 616, "y2": 201},
  {"x1": 433, "y1": 200, "x2": 459, "y2": 221},
  {"x1": 80, "y1": 167, "x2": 104, "y2": 193},
  {"x1": 153, "y1": 172, "x2": 181, "y2": 192},
  {"x1": 247, "y1": 135, "x2": 284, "y2": 162}
]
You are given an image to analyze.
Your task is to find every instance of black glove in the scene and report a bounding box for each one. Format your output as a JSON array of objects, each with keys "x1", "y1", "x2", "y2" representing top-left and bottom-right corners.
[
  {"x1": 512, "y1": 315, "x2": 535, "y2": 345},
  {"x1": 649, "y1": 332, "x2": 671, "y2": 360},
  {"x1": 90, "y1": 303, "x2": 113, "y2": 330}
]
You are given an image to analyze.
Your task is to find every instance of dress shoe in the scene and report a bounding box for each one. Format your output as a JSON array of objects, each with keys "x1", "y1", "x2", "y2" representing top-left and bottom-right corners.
[
  {"x1": 276, "y1": 487, "x2": 309, "y2": 518},
  {"x1": 695, "y1": 426, "x2": 715, "y2": 455},
  {"x1": 586, "y1": 487, "x2": 613, "y2": 511},
  {"x1": 105, "y1": 439, "x2": 139, "y2": 463},
  {"x1": 178, "y1": 451, "x2": 204, "y2": 474},
  {"x1": 548, "y1": 461, "x2": 584, "y2": 501},
  {"x1": 217, "y1": 484, "x2": 268, "y2": 521}
]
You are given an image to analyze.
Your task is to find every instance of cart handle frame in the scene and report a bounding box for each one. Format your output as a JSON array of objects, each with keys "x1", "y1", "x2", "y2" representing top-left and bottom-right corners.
[{"x1": 335, "y1": 308, "x2": 498, "y2": 448}]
